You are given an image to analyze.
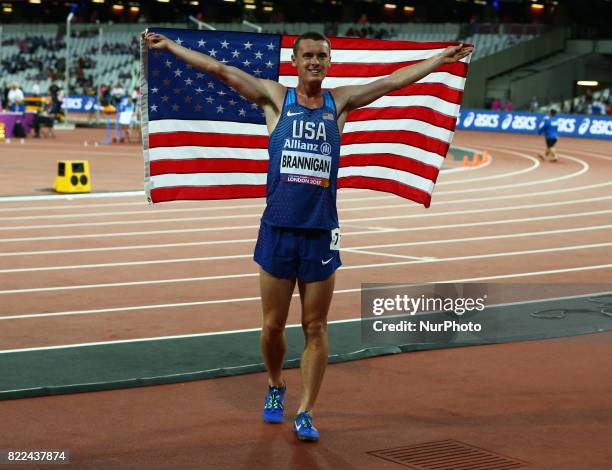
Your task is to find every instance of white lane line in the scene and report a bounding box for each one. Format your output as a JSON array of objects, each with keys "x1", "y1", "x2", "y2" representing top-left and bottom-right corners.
[
  {"x1": 3, "y1": 222, "x2": 612, "y2": 273},
  {"x1": 1, "y1": 207, "x2": 611, "y2": 250},
  {"x1": 343, "y1": 195, "x2": 612, "y2": 224},
  {"x1": 1, "y1": 241, "x2": 611, "y2": 295},
  {"x1": 2, "y1": 215, "x2": 611, "y2": 259},
  {"x1": 342, "y1": 248, "x2": 435, "y2": 261},
  {"x1": 504, "y1": 143, "x2": 612, "y2": 162},
  {"x1": 0, "y1": 155, "x2": 596, "y2": 231},
  {"x1": 0, "y1": 149, "x2": 589, "y2": 218},
  {"x1": 349, "y1": 223, "x2": 612, "y2": 250},
  {"x1": 0, "y1": 181, "x2": 612, "y2": 237},
  {"x1": 0, "y1": 254, "x2": 253, "y2": 273},
  {"x1": 434, "y1": 152, "x2": 588, "y2": 195},
  {"x1": 0, "y1": 191, "x2": 145, "y2": 203},
  {"x1": 438, "y1": 150, "x2": 536, "y2": 185},
  {"x1": 1, "y1": 195, "x2": 611, "y2": 243},
  {"x1": 6, "y1": 176, "x2": 611, "y2": 224},
  {"x1": 2, "y1": 262, "x2": 612, "y2": 325}
]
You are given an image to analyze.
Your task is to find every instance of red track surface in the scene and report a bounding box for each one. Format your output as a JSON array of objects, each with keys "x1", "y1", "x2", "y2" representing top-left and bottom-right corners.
[
  {"x1": 1, "y1": 130, "x2": 611, "y2": 350},
  {"x1": 0, "y1": 129, "x2": 611, "y2": 468}
]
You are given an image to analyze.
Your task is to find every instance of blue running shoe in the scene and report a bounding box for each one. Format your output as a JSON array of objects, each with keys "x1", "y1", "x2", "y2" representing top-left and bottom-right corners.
[
  {"x1": 294, "y1": 411, "x2": 319, "y2": 441},
  {"x1": 263, "y1": 383, "x2": 286, "y2": 423}
]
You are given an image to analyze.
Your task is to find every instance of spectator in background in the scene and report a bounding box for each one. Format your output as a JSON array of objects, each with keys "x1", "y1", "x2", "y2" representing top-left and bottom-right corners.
[
  {"x1": 491, "y1": 98, "x2": 501, "y2": 111},
  {"x1": 32, "y1": 80, "x2": 41, "y2": 97},
  {"x1": 48, "y1": 81, "x2": 62, "y2": 115},
  {"x1": 529, "y1": 96, "x2": 539, "y2": 112},
  {"x1": 1, "y1": 82, "x2": 9, "y2": 110},
  {"x1": 8, "y1": 83, "x2": 25, "y2": 112},
  {"x1": 591, "y1": 98, "x2": 605, "y2": 115},
  {"x1": 607, "y1": 99, "x2": 612, "y2": 116},
  {"x1": 504, "y1": 100, "x2": 513, "y2": 112},
  {"x1": 110, "y1": 83, "x2": 126, "y2": 106}
]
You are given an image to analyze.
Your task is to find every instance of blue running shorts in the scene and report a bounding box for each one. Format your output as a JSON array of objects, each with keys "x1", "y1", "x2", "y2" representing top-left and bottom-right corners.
[{"x1": 254, "y1": 221, "x2": 342, "y2": 282}]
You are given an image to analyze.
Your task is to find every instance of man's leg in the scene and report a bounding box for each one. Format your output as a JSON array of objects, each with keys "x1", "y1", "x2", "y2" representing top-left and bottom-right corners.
[
  {"x1": 259, "y1": 268, "x2": 295, "y2": 387},
  {"x1": 296, "y1": 273, "x2": 335, "y2": 413}
]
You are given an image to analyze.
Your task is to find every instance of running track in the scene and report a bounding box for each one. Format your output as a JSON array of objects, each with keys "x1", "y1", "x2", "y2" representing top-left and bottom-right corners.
[{"x1": 1, "y1": 131, "x2": 611, "y2": 353}]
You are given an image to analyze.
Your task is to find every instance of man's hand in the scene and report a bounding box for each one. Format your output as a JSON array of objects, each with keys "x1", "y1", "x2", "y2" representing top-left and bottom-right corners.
[
  {"x1": 142, "y1": 32, "x2": 173, "y2": 51},
  {"x1": 438, "y1": 44, "x2": 474, "y2": 64}
]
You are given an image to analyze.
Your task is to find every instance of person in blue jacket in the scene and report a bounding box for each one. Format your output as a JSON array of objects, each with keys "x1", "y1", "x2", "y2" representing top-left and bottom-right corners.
[{"x1": 537, "y1": 108, "x2": 559, "y2": 162}]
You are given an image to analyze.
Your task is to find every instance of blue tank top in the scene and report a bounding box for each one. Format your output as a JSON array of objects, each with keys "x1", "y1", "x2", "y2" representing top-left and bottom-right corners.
[{"x1": 262, "y1": 88, "x2": 341, "y2": 229}]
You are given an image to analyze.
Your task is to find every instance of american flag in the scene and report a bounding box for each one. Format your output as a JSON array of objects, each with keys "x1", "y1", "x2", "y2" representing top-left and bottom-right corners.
[{"x1": 141, "y1": 28, "x2": 470, "y2": 207}]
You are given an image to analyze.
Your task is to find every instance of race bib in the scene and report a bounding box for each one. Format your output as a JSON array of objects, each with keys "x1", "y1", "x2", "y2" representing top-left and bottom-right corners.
[
  {"x1": 280, "y1": 150, "x2": 331, "y2": 187},
  {"x1": 330, "y1": 228, "x2": 341, "y2": 250}
]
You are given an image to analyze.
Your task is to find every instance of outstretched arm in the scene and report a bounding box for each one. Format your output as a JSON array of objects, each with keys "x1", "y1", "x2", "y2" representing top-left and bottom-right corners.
[
  {"x1": 142, "y1": 32, "x2": 284, "y2": 108},
  {"x1": 332, "y1": 43, "x2": 473, "y2": 117}
]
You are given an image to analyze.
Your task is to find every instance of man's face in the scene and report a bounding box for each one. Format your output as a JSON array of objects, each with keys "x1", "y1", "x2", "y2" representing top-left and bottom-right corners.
[{"x1": 292, "y1": 39, "x2": 331, "y2": 85}]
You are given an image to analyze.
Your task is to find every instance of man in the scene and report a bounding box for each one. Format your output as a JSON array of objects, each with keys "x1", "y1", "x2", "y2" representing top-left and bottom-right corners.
[
  {"x1": 7, "y1": 82, "x2": 25, "y2": 112},
  {"x1": 537, "y1": 109, "x2": 559, "y2": 162},
  {"x1": 143, "y1": 31, "x2": 472, "y2": 441}
]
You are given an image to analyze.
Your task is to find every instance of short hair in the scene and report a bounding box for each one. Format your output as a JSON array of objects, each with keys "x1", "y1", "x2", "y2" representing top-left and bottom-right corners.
[
  {"x1": 293, "y1": 32, "x2": 331, "y2": 55},
  {"x1": 550, "y1": 108, "x2": 557, "y2": 115}
]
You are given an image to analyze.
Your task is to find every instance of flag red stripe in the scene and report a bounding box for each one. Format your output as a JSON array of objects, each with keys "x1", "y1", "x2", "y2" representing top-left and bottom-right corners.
[
  {"x1": 342, "y1": 130, "x2": 449, "y2": 156},
  {"x1": 279, "y1": 61, "x2": 468, "y2": 78},
  {"x1": 347, "y1": 106, "x2": 456, "y2": 131},
  {"x1": 150, "y1": 158, "x2": 269, "y2": 176},
  {"x1": 281, "y1": 35, "x2": 467, "y2": 51},
  {"x1": 149, "y1": 132, "x2": 269, "y2": 149},
  {"x1": 338, "y1": 176, "x2": 432, "y2": 207},
  {"x1": 150, "y1": 185, "x2": 267, "y2": 203},
  {"x1": 339, "y1": 154, "x2": 439, "y2": 182},
  {"x1": 388, "y1": 83, "x2": 463, "y2": 101}
]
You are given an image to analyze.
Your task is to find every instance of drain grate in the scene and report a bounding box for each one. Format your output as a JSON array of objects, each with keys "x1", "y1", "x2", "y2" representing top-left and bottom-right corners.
[{"x1": 367, "y1": 440, "x2": 527, "y2": 469}]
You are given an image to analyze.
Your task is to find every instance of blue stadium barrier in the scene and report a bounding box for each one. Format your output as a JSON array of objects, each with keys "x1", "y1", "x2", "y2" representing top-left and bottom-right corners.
[{"x1": 456, "y1": 109, "x2": 612, "y2": 140}]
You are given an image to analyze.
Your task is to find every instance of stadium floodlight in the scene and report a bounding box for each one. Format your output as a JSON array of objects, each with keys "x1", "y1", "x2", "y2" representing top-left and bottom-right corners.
[
  {"x1": 29, "y1": 0, "x2": 42, "y2": 4},
  {"x1": 577, "y1": 80, "x2": 599, "y2": 87}
]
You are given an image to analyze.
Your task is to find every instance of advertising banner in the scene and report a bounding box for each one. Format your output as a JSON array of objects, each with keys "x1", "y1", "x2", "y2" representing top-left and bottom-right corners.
[{"x1": 456, "y1": 109, "x2": 612, "y2": 140}]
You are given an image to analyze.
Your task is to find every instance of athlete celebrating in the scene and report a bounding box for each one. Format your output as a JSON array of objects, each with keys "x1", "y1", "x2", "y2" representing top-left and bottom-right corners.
[{"x1": 143, "y1": 30, "x2": 472, "y2": 442}]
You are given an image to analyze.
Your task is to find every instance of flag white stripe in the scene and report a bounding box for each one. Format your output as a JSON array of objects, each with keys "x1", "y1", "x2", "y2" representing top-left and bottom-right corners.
[
  {"x1": 279, "y1": 72, "x2": 465, "y2": 90},
  {"x1": 343, "y1": 119, "x2": 453, "y2": 143},
  {"x1": 149, "y1": 119, "x2": 268, "y2": 136},
  {"x1": 150, "y1": 168, "x2": 434, "y2": 192},
  {"x1": 149, "y1": 146, "x2": 269, "y2": 161},
  {"x1": 417, "y1": 72, "x2": 466, "y2": 89},
  {"x1": 280, "y1": 48, "x2": 445, "y2": 63},
  {"x1": 151, "y1": 172, "x2": 267, "y2": 188},
  {"x1": 340, "y1": 143, "x2": 444, "y2": 168},
  {"x1": 149, "y1": 143, "x2": 444, "y2": 168},
  {"x1": 338, "y1": 166, "x2": 434, "y2": 194},
  {"x1": 362, "y1": 95, "x2": 459, "y2": 116}
]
